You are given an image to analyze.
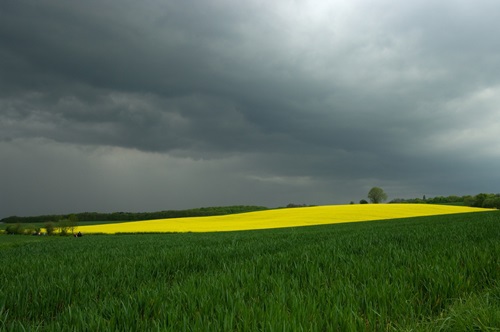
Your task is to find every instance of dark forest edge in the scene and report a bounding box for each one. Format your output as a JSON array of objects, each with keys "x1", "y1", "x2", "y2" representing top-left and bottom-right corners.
[
  {"x1": 1, "y1": 205, "x2": 269, "y2": 224},
  {"x1": 389, "y1": 192, "x2": 500, "y2": 209}
]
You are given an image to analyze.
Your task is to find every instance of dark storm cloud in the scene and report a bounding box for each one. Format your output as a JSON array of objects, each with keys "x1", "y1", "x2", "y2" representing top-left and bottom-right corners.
[
  {"x1": 0, "y1": 0, "x2": 327, "y2": 153},
  {"x1": 1, "y1": 0, "x2": 500, "y2": 217}
]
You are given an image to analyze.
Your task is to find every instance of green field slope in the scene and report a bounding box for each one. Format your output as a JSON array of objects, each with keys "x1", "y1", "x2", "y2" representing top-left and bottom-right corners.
[{"x1": 1, "y1": 211, "x2": 499, "y2": 331}]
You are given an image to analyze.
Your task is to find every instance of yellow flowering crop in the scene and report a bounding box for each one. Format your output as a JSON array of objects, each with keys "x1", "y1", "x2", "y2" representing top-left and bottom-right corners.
[{"x1": 76, "y1": 204, "x2": 492, "y2": 234}]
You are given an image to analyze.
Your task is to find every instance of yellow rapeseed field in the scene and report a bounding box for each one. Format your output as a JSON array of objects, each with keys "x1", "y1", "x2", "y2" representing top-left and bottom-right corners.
[{"x1": 76, "y1": 204, "x2": 492, "y2": 234}]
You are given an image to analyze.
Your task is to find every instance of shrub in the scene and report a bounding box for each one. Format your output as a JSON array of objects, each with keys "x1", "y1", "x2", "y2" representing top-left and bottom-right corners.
[
  {"x1": 58, "y1": 220, "x2": 69, "y2": 236},
  {"x1": 5, "y1": 223, "x2": 24, "y2": 235},
  {"x1": 23, "y1": 224, "x2": 36, "y2": 235},
  {"x1": 57, "y1": 219, "x2": 77, "y2": 236},
  {"x1": 482, "y1": 197, "x2": 500, "y2": 209},
  {"x1": 44, "y1": 222, "x2": 55, "y2": 236}
]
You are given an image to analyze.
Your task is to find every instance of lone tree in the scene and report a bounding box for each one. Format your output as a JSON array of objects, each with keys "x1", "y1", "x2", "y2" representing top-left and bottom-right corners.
[{"x1": 368, "y1": 187, "x2": 387, "y2": 203}]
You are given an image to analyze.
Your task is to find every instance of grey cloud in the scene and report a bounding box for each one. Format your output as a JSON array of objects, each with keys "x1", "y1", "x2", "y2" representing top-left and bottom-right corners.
[{"x1": 1, "y1": 0, "x2": 500, "y2": 217}]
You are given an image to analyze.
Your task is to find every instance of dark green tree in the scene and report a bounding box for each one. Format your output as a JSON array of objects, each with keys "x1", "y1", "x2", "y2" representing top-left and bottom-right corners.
[{"x1": 368, "y1": 187, "x2": 388, "y2": 204}]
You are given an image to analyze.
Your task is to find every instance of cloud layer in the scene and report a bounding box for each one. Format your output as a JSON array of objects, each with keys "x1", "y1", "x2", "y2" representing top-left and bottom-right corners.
[{"x1": 1, "y1": 0, "x2": 499, "y2": 217}]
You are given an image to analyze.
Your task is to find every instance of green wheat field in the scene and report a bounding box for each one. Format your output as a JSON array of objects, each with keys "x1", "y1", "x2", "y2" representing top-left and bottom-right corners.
[{"x1": 1, "y1": 211, "x2": 499, "y2": 331}]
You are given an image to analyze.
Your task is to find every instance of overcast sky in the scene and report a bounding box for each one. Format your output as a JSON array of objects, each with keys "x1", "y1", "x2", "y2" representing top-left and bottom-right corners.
[{"x1": 1, "y1": 0, "x2": 500, "y2": 218}]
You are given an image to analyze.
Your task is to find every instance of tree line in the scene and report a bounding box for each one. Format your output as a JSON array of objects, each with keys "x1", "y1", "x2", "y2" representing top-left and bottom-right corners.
[
  {"x1": 389, "y1": 193, "x2": 500, "y2": 209},
  {"x1": 1, "y1": 206, "x2": 269, "y2": 224}
]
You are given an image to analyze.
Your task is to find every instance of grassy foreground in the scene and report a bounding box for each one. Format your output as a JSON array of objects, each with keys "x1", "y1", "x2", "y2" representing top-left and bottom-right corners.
[
  {"x1": 1, "y1": 211, "x2": 499, "y2": 331},
  {"x1": 75, "y1": 204, "x2": 491, "y2": 234}
]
